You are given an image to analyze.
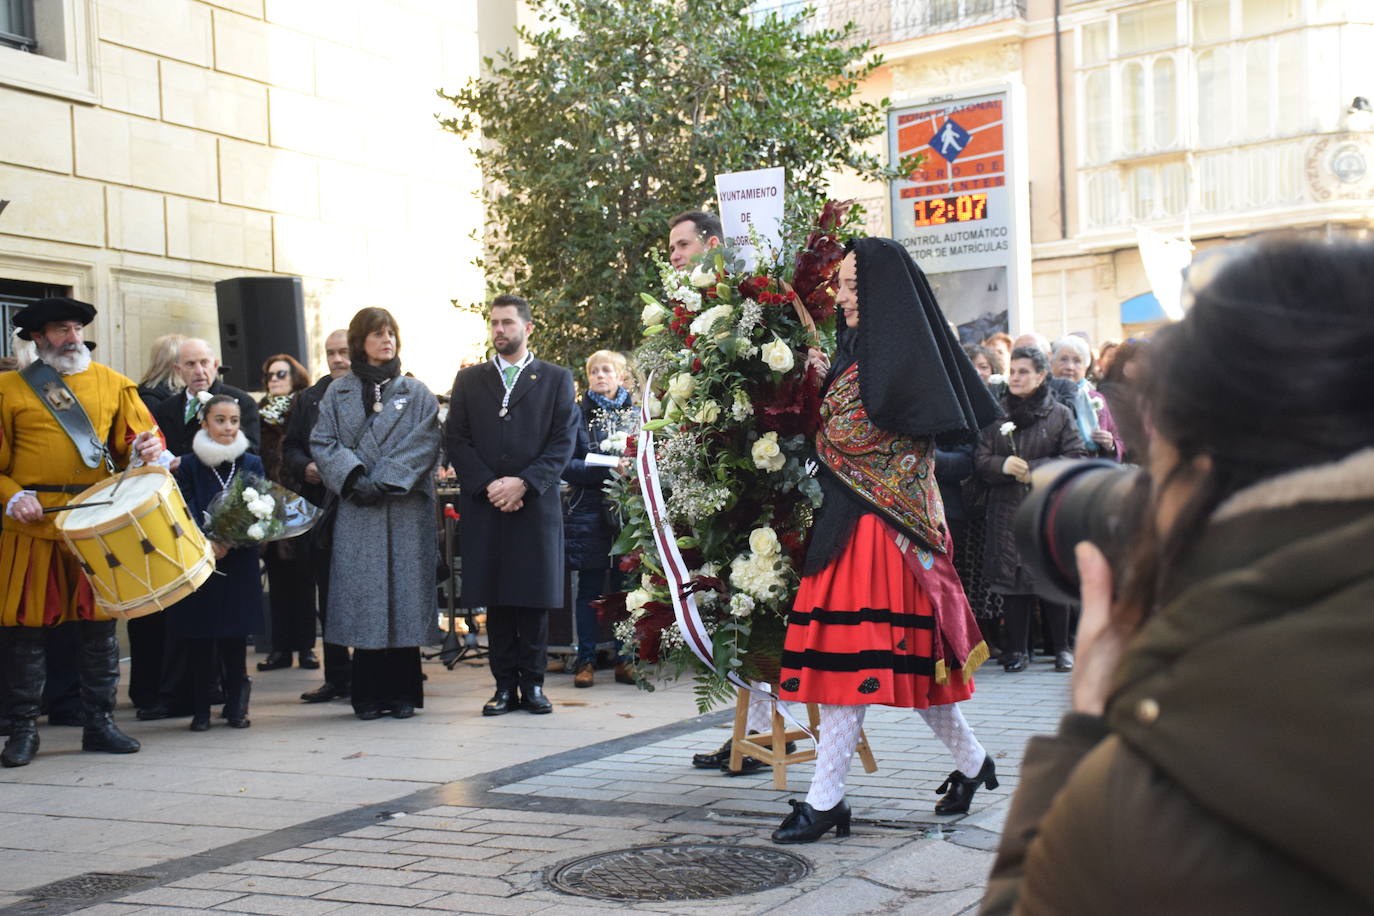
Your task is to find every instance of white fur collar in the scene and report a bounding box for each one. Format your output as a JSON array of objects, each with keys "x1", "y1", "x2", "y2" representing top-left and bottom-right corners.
[
  {"x1": 191, "y1": 428, "x2": 249, "y2": 467},
  {"x1": 1213, "y1": 448, "x2": 1374, "y2": 522}
]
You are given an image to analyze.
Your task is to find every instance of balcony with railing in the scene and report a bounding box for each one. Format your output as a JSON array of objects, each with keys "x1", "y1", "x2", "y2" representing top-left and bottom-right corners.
[{"x1": 749, "y1": 0, "x2": 1026, "y2": 48}]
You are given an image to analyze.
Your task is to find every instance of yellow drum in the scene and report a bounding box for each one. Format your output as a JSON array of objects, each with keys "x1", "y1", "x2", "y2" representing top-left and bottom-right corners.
[{"x1": 56, "y1": 467, "x2": 214, "y2": 620}]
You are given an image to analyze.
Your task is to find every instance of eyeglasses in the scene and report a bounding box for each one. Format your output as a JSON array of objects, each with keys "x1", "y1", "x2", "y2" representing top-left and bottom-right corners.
[{"x1": 268, "y1": 369, "x2": 290, "y2": 380}]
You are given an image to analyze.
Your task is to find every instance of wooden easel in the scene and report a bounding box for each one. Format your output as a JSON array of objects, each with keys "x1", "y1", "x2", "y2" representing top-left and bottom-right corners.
[{"x1": 727, "y1": 687, "x2": 878, "y2": 790}]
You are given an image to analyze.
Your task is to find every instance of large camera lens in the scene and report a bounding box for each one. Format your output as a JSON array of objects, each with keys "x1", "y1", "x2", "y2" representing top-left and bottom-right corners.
[{"x1": 1012, "y1": 459, "x2": 1140, "y2": 606}]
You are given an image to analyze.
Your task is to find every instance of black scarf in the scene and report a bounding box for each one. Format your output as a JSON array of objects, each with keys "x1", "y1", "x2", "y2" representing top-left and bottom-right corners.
[
  {"x1": 1004, "y1": 381, "x2": 1051, "y2": 431},
  {"x1": 843, "y1": 238, "x2": 1000, "y2": 446},
  {"x1": 351, "y1": 356, "x2": 401, "y2": 414}
]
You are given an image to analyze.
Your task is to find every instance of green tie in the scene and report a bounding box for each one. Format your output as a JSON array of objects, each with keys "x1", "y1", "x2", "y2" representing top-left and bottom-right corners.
[
  {"x1": 502, "y1": 364, "x2": 519, "y2": 389},
  {"x1": 184, "y1": 398, "x2": 199, "y2": 423}
]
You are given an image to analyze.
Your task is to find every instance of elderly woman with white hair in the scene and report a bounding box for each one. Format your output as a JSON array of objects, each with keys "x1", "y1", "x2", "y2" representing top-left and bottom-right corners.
[{"x1": 1051, "y1": 336, "x2": 1120, "y2": 461}]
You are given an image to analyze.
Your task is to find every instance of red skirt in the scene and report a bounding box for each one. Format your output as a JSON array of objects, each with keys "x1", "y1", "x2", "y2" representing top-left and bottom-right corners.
[{"x1": 778, "y1": 514, "x2": 975, "y2": 708}]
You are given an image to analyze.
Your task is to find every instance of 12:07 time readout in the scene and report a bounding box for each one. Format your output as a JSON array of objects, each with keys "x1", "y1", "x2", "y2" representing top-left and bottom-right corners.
[{"x1": 911, "y1": 193, "x2": 989, "y2": 227}]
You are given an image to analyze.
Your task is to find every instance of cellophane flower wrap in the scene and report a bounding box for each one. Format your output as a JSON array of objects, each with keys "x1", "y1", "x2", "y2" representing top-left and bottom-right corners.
[
  {"x1": 204, "y1": 474, "x2": 320, "y2": 548},
  {"x1": 607, "y1": 200, "x2": 857, "y2": 710}
]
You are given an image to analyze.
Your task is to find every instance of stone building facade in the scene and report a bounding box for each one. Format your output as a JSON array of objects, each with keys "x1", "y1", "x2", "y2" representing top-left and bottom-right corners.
[
  {"x1": 0, "y1": 0, "x2": 510, "y2": 389},
  {"x1": 812, "y1": 0, "x2": 1374, "y2": 343}
]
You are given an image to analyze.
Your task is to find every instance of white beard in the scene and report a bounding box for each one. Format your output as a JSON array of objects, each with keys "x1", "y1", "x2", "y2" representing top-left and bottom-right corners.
[
  {"x1": 191, "y1": 428, "x2": 249, "y2": 467},
  {"x1": 37, "y1": 340, "x2": 92, "y2": 375}
]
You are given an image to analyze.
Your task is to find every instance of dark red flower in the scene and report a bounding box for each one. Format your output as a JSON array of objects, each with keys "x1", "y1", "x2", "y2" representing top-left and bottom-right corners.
[{"x1": 619, "y1": 550, "x2": 643, "y2": 573}]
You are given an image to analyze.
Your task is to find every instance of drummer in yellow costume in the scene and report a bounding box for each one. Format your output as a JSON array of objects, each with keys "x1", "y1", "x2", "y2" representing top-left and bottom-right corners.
[{"x1": 0, "y1": 297, "x2": 167, "y2": 767}]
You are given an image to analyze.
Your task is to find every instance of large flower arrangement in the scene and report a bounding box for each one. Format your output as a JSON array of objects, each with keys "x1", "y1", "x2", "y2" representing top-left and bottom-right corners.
[{"x1": 607, "y1": 201, "x2": 856, "y2": 710}]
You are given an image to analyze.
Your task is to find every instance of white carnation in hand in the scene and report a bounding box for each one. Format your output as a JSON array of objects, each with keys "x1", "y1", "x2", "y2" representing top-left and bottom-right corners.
[
  {"x1": 750, "y1": 431, "x2": 785, "y2": 472},
  {"x1": 999, "y1": 421, "x2": 1016, "y2": 437},
  {"x1": 760, "y1": 337, "x2": 795, "y2": 373}
]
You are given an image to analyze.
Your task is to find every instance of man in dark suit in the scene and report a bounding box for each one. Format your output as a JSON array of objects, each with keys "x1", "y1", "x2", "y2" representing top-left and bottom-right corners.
[
  {"x1": 280, "y1": 329, "x2": 353, "y2": 703},
  {"x1": 446, "y1": 294, "x2": 577, "y2": 717},
  {"x1": 137, "y1": 337, "x2": 260, "y2": 720},
  {"x1": 151, "y1": 338, "x2": 260, "y2": 456}
]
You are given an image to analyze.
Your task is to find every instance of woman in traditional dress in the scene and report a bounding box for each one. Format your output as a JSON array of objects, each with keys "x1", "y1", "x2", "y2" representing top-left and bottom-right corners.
[
  {"x1": 773, "y1": 238, "x2": 1001, "y2": 844},
  {"x1": 311, "y1": 308, "x2": 442, "y2": 720}
]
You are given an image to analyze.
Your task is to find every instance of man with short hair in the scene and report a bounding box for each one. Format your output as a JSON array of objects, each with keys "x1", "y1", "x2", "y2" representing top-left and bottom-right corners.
[
  {"x1": 0, "y1": 297, "x2": 167, "y2": 766},
  {"x1": 282, "y1": 329, "x2": 353, "y2": 703},
  {"x1": 151, "y1": 338, "x2": 260, "y2": 457},
  {"x1": 446, "y1": 295, "x2": 577, "y2": 716},
  {"x1": 667, "y1": 210, "x2": 724, "y2": 270}
]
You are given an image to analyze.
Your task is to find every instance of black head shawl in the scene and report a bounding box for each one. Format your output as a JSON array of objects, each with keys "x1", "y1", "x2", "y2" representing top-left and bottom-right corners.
[{"x1": 837, "y1": 237, "x2": 1000, "y2": 446}]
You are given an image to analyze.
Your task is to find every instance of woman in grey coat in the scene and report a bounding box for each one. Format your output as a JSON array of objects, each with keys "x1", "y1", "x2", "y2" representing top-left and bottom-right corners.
[{"x1": 311, "y1": 307, "x2": 441, "y2": 720}]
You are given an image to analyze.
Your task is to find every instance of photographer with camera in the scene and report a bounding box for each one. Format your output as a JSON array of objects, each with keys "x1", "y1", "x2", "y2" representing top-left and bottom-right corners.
[
  {"x1": 974, "y1": 347, "x2": 1088, "y2": 674},
  {"x1": 980, "y1": 238, "x2": 1374, "y2": 914}
]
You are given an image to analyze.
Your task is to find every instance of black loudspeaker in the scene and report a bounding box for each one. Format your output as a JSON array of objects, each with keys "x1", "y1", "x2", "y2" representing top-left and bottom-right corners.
[{"x1": 214, "y1": 276, "x2": 308, "y2": 391}]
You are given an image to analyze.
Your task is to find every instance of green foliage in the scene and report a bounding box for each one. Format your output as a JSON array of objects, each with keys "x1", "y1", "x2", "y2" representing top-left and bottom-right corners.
[{"x1": 438, "y1": 0, "x2": 896, "y2": 371}]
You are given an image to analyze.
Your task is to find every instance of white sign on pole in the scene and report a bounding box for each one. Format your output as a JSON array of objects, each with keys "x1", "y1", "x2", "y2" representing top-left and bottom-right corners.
[{"x1": 714, "y1": 167, "x2": 785, "y2": 270}]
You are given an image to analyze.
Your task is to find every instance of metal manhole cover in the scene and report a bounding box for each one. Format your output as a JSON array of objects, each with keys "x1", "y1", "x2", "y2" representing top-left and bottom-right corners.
[
  {"x1": 26, "y1": 871, "x2": 157, "y2": 900},
  {"x1": 547, "y1": 843, "x2": 810, "y2": 901}
]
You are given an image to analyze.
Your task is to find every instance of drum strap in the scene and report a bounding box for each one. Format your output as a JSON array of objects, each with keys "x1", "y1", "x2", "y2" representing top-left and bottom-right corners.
[{"x1": 19, "y1": 360, "x2": 111, "y2": 471}]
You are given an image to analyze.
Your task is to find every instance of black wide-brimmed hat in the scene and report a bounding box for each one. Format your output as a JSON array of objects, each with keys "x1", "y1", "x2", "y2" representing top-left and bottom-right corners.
[{"x1": 13, "y1": 297, "x2": 97, "y2": 335}]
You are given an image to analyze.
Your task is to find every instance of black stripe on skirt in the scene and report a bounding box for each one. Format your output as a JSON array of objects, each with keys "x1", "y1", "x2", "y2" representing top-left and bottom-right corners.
[
  {"x1": 787, "y1": 607, "x2": 935, "y2": 629},
  {"x1": 781, "y1": 648, "x2": 936, "y2": 675}
]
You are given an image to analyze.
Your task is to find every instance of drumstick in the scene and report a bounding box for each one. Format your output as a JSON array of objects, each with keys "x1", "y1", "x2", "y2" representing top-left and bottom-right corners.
[{"x1": 42, "y1": 501, "x2": 114, "y2": 514}]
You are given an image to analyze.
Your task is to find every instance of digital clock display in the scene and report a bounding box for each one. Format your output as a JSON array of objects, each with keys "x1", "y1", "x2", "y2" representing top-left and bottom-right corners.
[{"x1": 912, "y1": 193, "x2": 989, "y2": 227}]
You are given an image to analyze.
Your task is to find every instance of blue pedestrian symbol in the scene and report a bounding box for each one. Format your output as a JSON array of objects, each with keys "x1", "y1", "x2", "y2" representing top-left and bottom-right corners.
[{"x1": 929, "y1": 117, "x2": 971, "y2": 163}]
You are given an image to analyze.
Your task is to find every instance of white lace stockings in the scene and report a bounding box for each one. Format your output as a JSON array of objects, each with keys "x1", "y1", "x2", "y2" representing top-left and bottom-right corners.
[
  {"x1": 805, "y1": 704, "x2": 867, "y2": 811},
  {"x1": 917, "y1": 703, "x2": 987, "y2": 778}
]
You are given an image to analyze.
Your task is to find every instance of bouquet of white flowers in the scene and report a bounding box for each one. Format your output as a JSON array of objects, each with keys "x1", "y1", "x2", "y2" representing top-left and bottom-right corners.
[{"x1": 204, "y1": 474, "x2": 319, "y2": 548}]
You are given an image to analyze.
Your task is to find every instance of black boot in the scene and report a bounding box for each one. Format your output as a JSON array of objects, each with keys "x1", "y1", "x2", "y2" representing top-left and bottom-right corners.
[
  {"x1": 934, "y1": 756, "x2": 998, "y2": 815},
  {"x1": 1, "y1": 628, "x2": 44, "y2": 767},
  {"x1": 771, "y1": 798, "x2": 851, "y2": 844},
  {"x1": 78, "y1": 621, "x2": 140, "y2": 755},
  {"x1": 224, "y1": 678, "x2": 251, "y2": 729}
]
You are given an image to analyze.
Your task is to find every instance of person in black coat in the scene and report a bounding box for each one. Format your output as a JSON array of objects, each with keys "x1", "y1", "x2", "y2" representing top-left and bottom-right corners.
[
  {"x1": 152, "y1": 338, "x2": 260, "y2": 457},
  {"x1": 446, "y1": 294, "x2": 578, "y2": 717},
  {"x1": 279, "y1": 329, "x2": 353, "y2": 703},
  {"x1": 126, "y1": 333, "x2": 188, "y2": 713},
  {"x1": 169, "y1": 396, "x2": 264, "y2": 731},
  {"x1": 562, "y1": 350, "x2": 637, "y2": 688}
]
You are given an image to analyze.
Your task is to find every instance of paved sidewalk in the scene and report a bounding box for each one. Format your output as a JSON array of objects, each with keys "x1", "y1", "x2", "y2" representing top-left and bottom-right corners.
[{"x1": 0, "y1": 648, "x2": 1070, "y2": 915}]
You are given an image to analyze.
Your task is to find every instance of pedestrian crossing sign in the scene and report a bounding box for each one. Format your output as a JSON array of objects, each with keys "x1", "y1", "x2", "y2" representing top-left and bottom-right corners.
[{"x1": 930, "y1": 118, "x2": 971, "y2": 163}]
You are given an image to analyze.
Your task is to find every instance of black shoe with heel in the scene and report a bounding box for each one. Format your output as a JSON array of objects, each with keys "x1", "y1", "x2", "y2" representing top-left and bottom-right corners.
[
  {"x1": 256, "y1": 652, "x2": 290, "y2": 672},
  {"x1": 934, "y1": 756, "x2": 998, "y2": 815},
  {"x1": 771, "y1": 798, "x2": 852, "y2": 844}
]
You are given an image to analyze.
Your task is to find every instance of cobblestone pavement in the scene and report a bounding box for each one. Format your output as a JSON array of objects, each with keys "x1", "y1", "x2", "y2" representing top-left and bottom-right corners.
[{"x1": 0, "y1": 649, "x2": 1070, "y2": 915}]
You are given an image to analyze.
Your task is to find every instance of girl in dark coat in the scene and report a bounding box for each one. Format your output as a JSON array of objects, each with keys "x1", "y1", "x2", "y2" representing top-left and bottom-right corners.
[
  {"x1": 974, "y1": 347, "x2": 1088, "y2": 673},
  {"x1": 563, "y1": 350, "x2": 636, "y2": 687},
  {"x1": 170, "y1": 395, "x2": 264, "y2": 731}
]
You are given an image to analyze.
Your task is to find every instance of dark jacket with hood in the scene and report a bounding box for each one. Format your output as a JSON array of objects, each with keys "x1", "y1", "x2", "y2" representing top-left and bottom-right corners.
[{"x1": 982, "y1": 448, "x2": 1374, "y2": 915}]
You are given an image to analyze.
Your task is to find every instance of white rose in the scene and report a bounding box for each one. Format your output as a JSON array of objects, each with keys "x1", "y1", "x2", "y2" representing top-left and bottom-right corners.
[
  {"x1": 689, "y1": 262, "x2": 716, "y2": 288},
  {"x1": 241, "y1": 487, "x2": 260, "y2": 502},
  {"x1": 625, "y1": 588, "x2": 651, "y2": 619},
  {"x1": 751, "y1": 431, "x2": 785, "y2": 472},
  {"x1": 692, "y1": 399, "x2": 720, "y2": 424},
  {"x1": 246, "y1": 521, "x2": 266, "y2": 540},
  {"x1": 641, "y1": 302, "x2": 668, "y2": 327},
  {"x1": 760, "y1": 337, "x2": 795, "y2": 373},
  {"x1": 689, "y1": 303, "x2": 733, "y2": 336},
  {"x1": 666, "y1": 372, "x2": 696, "y2": 404},
  {"x1": 646, "y1": 391, "x2": 663, "y2": 419},
  {"x1": 748, "y1": 526, "x2": 781, "y2": 558}
]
